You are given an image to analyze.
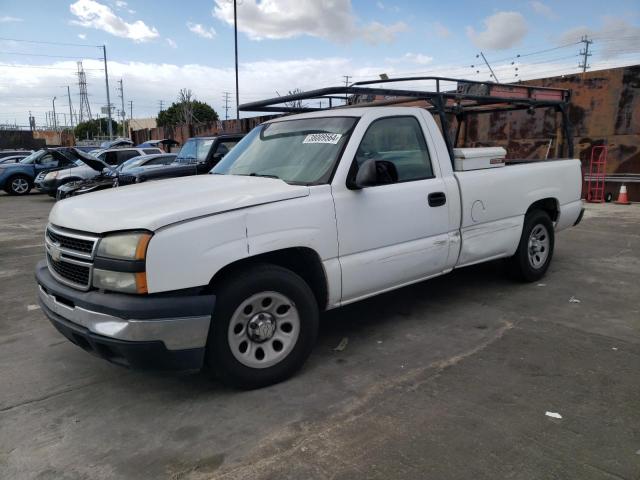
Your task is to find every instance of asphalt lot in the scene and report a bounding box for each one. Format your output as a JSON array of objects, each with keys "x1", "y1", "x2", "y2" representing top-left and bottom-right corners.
[{"x1": 1, "y1": 192, "x2": 639, "y2": 480}]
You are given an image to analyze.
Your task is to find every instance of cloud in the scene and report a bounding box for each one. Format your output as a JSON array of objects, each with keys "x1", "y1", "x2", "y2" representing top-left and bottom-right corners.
[
  {"x1": 77, "y1": 33, "x2": 87, "y2": 39},
  {"x1": 466, "y1": 11, "x2": 528, "y2": 50},
  {"x1": 212, "y1": 0, "x2": 406, "y2": 44},
  {"x1": 3, "y1": 55, "x2": 640, "y2": 124},
  {"x1": 402, "y1": 52, "x2": 433, "y2": 65},
  {"x1": 166, "y1": 38, "x2": 177, "y2": 49},
  {"x1": 376, "y1": 1, "x2": 400, "y2": 12},
  {"x1": 529, "y1": 1, "x2": 557, "y2": 20},
  {"x1": 560, "y1": 16, "x2": 640, "y2": 57},
  {"x1": 187, "y1": 22, "x2": 216, "y2": 39},
  {"x1": 0, "y1": 16, "x2": 23, "y2": 22},
  {"x1": 433, "y1": 21, "x2": 451, "y2": 38},
  {"x1": 360, "y1": 21, "x2": 408, "y2": 44},
  {"x1": 69, "y1": 0, "x2": 159, "y2": 42}
]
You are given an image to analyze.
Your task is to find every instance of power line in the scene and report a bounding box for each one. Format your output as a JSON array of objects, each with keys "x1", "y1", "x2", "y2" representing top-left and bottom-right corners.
[
  {"x1": 0, "y1": 51, "x2": 103, "y2": 60},
  {"x1": 0, "y1": 36, "x2": 101, "y2": 48}
]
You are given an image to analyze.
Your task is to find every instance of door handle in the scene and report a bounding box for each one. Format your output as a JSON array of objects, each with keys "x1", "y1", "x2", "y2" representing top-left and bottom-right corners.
[{"x1": 428, "y1": 192, "x2": 446, "y2": 207}]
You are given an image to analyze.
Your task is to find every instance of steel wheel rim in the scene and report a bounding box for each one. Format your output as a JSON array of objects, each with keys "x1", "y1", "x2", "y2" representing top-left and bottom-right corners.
[
  {"x1": 228, "y1": 291, "x2": 300, "y2": 369},
  {"x1": 12, "y1": 178, "x2": 28, "y2": 193},
  {"x1": 528, "y1": 224, "x2": 550, "y2": 269}
]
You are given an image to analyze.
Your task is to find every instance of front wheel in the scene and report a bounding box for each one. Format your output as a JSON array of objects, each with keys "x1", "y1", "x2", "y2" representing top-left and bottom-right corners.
[
  {"x1": 507, "y1": 210, "x2": 555, "y2": 282},
  {"x1": 206, "y1": 264, "x2": 319, "y2": 389},
  {"x1": 6, "y1": 175, "x2": 32, "y2": 195}
]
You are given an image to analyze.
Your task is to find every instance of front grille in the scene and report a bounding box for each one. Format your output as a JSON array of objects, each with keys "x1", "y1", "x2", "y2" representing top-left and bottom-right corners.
[
  {"x1": 47, "y1": 228, "x2": 94, "y2": 254},
  {"x1": 45, "y1": 224, "x2": 99, "y2": 291},
  {"x1": 47, "y1": 253, "x2": 91, "y2": 287}
]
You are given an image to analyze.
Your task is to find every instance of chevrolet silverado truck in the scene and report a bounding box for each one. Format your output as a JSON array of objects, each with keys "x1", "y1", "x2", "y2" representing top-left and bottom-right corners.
[{"x1": 35, "y1": 79, "x2": 584, "y2": 389}]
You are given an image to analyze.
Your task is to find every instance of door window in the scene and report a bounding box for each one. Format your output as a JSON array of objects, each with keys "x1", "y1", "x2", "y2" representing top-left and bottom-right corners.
[
  {"x1": 355, "y1": 116, "x2": 434, "y2": 183},
  {"x1": 116, "y1": 150, "x2": 140, "y2": 164}
]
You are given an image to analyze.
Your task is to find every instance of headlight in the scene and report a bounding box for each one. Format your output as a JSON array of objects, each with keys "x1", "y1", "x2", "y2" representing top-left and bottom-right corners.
[
  {"x1": 93, "y1": 269, "x2": 146, "y2": 294},
  {"x1": 45, "y1": 171, "x2": 59, "y2": 180},
  {"x1": 96, "y1": 232, "x2": 151, "y2": 260},
  {"x1": 94, "y1": 232, "x2": 152, "y2": 294}
]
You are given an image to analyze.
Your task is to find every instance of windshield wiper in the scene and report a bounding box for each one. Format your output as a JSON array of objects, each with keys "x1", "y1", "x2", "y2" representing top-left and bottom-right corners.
[{"x1": 247, "y1": 172, "x2": 280, "y2": 179}]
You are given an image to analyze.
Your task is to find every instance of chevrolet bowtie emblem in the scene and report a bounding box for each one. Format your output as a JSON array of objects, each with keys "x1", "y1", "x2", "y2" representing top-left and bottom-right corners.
[{"x1": 49, "y1": 243, "x2": 62, "y2": 262}]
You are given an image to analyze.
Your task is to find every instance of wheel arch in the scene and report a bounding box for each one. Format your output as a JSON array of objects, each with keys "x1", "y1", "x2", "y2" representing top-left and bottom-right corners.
[
  {"x1": 209, "y1": 247, "x2": 329, "y2": 311},
  {"x1": 526, "y1": 197, "x2": 559, "y2": 222}
]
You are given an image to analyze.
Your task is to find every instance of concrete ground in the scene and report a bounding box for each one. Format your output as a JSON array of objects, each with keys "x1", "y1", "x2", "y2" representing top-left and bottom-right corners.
[{"x1": 1, "y1": 193, "x2": 639, "y2": 480}]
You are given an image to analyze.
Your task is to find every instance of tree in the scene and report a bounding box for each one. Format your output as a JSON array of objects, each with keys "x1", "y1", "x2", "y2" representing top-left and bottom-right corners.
[
  {"x1": 74, "y1": 118, "x2": 118, "y2": 140},
  {"x1": 157, "y1": 90, "x2": 219, "y2": 127},
  {"x1": 277, "y1": 88, "x2": 307, "y2": 110}
]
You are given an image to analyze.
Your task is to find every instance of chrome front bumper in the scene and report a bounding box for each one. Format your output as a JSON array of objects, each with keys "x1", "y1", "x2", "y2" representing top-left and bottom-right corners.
[{"x1": 38, "y1": 285, "x2": 210, "y2": 351}]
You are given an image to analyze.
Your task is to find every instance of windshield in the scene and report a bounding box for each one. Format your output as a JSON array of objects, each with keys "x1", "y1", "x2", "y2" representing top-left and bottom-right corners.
[
  {"x1": 19, "y1": 150, "x2": 45, "y2": 164},
  {"x1": 212, "y1": 117, "x2": 357, "y2": 184},
  {"x1": 176, "y1": 138, "x2": 214, "y2": 164}
]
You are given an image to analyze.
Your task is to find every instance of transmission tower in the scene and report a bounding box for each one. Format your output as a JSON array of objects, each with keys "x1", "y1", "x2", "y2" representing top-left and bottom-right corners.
[
  {"x1": 116, "y1": 78, "x2": 126, "y2": 136},
  {"x1": 222, "y1": 91, "x2": 231, "y2": 120},
  {"x1": 77, "y1": 61, "x2": 92, "y2": 123}
]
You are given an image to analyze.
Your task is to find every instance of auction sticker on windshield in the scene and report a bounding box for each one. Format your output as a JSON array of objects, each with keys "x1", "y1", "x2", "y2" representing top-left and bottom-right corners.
[{"x1": 303, "y1": 133, "x2": 342, "y2": 144}]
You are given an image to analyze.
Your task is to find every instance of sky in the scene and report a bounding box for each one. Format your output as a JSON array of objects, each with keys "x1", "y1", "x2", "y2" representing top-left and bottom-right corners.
[{"x1": 0, "y1": 0, "x2": 639, "y2": 128}]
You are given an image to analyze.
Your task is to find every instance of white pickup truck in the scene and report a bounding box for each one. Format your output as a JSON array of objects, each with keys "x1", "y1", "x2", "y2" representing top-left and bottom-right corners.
[{"x1": 35, "y1": 106, "x2": 583, "y2": 388}]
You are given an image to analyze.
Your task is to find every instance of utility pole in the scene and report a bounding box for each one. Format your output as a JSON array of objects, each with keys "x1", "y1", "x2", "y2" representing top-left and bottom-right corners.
[
  {"x1": 66, "y1": 86, "x2": 74, "y2": 130},
  {"x1": 222, "y1": 91, "x2": 231, "y2": 120},
  {"x1": 343, "y1": 75, "x2": 351, "y2": 103},
  {"x1": 128, "y1": 100, "x2": 133, "y2": 136},
  {"x1": 478, "y1": 52, "x2": 500, "y2": 83},
  {"x1": 102, "y1": 45, "x2": 113, "y2": 140},
  {"x1": 579, "y1": 35, "x2": 593, "y2": 74},
  {"x1": 233, "y1": 0, "x2": 240, "y2": 121},
  {"x1": 117, "y1": 78, "x2": 126, "y2": 136},
  {"x1": 52, "y1": 96, "x2": 57, "y2": 131},
  {"x1": 158, "y1": 100, "x2": 164, "y2": 113}
]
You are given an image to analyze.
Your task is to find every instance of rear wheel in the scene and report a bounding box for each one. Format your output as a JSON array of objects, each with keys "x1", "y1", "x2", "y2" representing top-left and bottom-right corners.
[
  {"x1": 5, "y1": 175, "x2": 32, "y2": 195},
  {"x1": 206, "y1": 264, "x2": 319, "y2": 389},
  {"x1": 507, "y1": 210, "x2": 554, "y2": 282}
]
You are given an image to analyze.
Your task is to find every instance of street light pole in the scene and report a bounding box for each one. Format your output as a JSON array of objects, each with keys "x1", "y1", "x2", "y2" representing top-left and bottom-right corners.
[
  {"x1": 233, "y1": 0, "x2": 239, "y2": 121},
  {"x1": 52, "y1": 96, "x2": 57, "y2": 131}
]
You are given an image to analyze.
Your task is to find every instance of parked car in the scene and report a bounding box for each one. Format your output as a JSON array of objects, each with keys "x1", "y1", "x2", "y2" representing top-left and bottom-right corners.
[
  {"x1": 57, "y1": 136, "x2": 241, "y2": 198},
  {"x1": 55, "y1": 153, "x2": 177, "y2": 199},
  {"x1": 100, "y1": 137, "x2": 134, "y2": 149},
  {"x1": 136, "y1": 139, "x2": 179, "y2": 150},
  {"x1": 35, "y1": 104, "x2": 584, "y2": 388},
  {"x1": 0, "y1": 149, "x2": 33, "y2": 159},
  {"x1": 0, "y1": 154, "x2": 30, "y2": 164},
  {"x1": 0, "y1": 148, "x2": 80, "y2": 195},
  {"x1": 36, "y1": 147, "x2": 162, "y2": 196}
]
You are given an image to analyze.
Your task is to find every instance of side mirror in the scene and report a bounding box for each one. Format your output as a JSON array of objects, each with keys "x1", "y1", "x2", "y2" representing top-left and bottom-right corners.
[{"x1": 348, "y1": 159, "x2": 398, "y2": 189}]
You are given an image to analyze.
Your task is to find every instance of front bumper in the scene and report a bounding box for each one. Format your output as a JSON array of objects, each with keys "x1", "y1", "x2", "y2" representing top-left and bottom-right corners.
[
  {"x1": 35, "y1": 179, "x2": 58, "y2": 194},
  {"x1": 35, "y1": 260, "x2": 214, "y2": 370}
]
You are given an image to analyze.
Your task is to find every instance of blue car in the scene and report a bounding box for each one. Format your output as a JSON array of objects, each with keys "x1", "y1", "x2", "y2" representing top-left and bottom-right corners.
[{"x1": 0, "y1": 148, "x2": 81, "y2": 195}]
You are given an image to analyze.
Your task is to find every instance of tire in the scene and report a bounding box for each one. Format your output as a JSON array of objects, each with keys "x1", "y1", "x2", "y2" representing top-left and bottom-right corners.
[
  {"x1": 5, "y1": 175, "x2": 32, "y2": 195},
  {"x1": 507, "y1": 210, "x2": 555, "y2": 282},
  {"x1": 206, "y1": 264, "x2": 319, "y2": 389}
]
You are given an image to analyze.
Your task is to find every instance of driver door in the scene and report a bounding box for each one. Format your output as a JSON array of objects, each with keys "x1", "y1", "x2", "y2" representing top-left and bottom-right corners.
[{"x1": 333, "y1": 115, "x2": 451, "y2": 303}]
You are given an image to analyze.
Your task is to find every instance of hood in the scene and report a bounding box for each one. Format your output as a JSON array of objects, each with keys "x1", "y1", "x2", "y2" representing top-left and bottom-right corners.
[
  {"x1": 74, "y1": 150, "x2": 112, "y2": 172},
  {"x1": 49, "y1": 174, "x2": 310, "y2": 233}
]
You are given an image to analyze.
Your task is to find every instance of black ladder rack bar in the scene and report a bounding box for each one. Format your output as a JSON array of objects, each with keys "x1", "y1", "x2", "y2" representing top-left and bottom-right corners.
[{"x1": 238, "y1": 76, "x2": 574, "y2": 161}]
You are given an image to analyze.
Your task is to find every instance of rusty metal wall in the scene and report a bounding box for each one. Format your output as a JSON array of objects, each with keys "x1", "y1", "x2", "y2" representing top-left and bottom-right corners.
[{"x1": 464, "y1": 65, "x2": 640, "y2": 200}]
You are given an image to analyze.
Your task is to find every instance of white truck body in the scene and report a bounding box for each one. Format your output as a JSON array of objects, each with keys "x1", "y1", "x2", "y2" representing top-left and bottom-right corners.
[
  {"x1": 37, "y1": 106, "x2": 583, "y2": 386},
  {"x1": 49, "y1": 107, "x2": 582, "y2": 304}
]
